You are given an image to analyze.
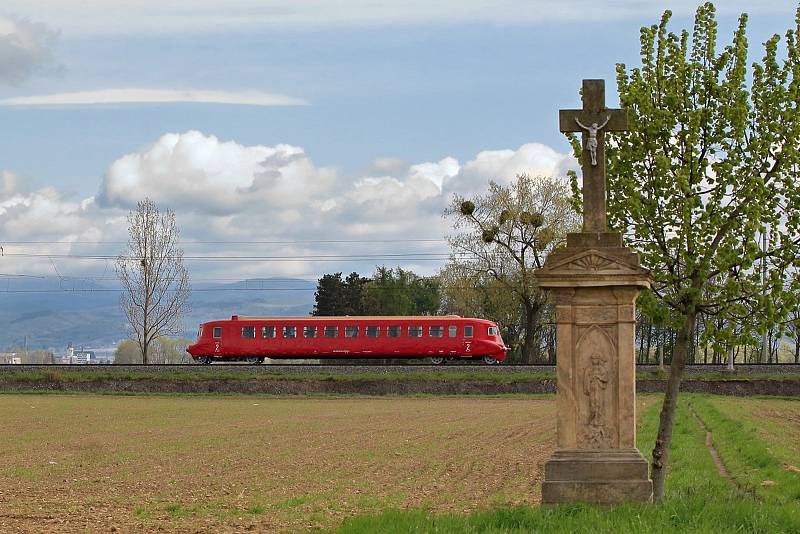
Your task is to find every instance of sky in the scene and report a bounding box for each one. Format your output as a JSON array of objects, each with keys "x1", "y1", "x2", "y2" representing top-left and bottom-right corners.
[{"x1": 0, "y1": 0, "x2": 796, "y2": 286}]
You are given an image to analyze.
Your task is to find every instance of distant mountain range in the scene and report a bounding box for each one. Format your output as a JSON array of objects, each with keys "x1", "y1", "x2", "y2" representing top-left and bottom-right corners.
[{"x1": 0, "y1": 278, "x2": 316, "y2": 351}]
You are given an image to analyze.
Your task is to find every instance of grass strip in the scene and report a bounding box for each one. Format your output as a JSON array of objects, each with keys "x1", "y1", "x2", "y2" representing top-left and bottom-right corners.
[
  {"x1": 690, "y1": 395, "x2": 800, "y2": 503},
  {"x1": 334, "y1": 397, "x2": 800, "y2": 533},
  {"x1": 638, "y1": 370, "x2": 800, "y2": 381}
]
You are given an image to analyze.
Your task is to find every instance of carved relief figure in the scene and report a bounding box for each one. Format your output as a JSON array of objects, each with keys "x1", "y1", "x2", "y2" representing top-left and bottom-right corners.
[
  {"x1": 581, "y1": 351, "x2": 611, "y2": 447},
  {"x1": 584, "y1": 352, "x2": 608, "y2": 425},
  {"x1": 574, "y1": 115, "x2": 610, "y2": 166}
]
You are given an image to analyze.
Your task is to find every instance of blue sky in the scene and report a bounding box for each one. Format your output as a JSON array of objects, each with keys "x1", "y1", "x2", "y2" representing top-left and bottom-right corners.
[{"x1": 0, "y1": 1, "x2": 796, "y2": 281}]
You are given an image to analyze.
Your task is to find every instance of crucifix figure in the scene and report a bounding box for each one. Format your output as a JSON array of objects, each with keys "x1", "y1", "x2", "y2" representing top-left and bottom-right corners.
[
  {"x1": 574, "y1": 114, "x2": 610, "y2": 166},
  {"x1": 559, "y1": 79, "x2": 628, "y2": 233}
]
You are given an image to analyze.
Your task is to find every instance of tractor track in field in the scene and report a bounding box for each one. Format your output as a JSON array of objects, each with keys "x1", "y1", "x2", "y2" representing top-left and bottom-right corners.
[{"x1": 687, "y1": 401, "x2": 754, "y2": 497}]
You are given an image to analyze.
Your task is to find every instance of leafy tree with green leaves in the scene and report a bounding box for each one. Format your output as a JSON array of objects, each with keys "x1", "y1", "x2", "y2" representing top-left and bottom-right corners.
[
  {"x1": 113, "y1": 339, "x2": 142, "y2": 364},
  {"x1": 362, "y1": 266, "x2": 440, "y2": 316},
  {"x1": 312, "y1": 272, "x2": 346, "y2": 316},
  {"x1": 342, "y1": 271, "x2": 368, "y2": 315},
  {"x1": 587, "y1": 3, "x2": 800, "y2": 500},
  {"x1": 314, "y1": 268, "x2": 437, "y2": 316},
  {"x1": 113, "y1": 336, "x2": 192, "y2": 364},
  {"x1": 445, "y1": 174, "x2": 578, "y2": 363}
]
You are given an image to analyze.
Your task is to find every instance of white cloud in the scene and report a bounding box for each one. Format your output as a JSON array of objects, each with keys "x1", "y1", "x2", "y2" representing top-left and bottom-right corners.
[
  {"x1": 0, "y1": 174, "x2": 102, "y2": 244},
  {"x1": 4, "y1": 131, "x2": 573, "y2": 279},
  {"x1": 98, "y1": 131, "x2": 335, "y2": 215},
  {"x1": 0, "y1": 15, "x2": 58, "y2": 85},
  {"x1": 0, "y1": 88, "x2": 307, "y2": 107},
  {"x1": 1, "y1": 1, "x2": 793, "y2": 35},
  {"x1": 445, "y1": 142, "x2": 572, "y2": 196}
]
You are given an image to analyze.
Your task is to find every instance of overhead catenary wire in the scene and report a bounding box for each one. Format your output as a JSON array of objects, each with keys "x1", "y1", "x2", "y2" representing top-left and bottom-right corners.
[
  {"x1": 2, "y1": 252, "x2": 466, "y2": 261},
  {"x1": 1, "y1": 238, "x2": 448, "y2": 245}
]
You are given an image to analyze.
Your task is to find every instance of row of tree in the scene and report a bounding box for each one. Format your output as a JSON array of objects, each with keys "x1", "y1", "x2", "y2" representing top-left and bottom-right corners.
[
  {"x1": 312, "y1": 268, "x2": 440, "y2": 317},
  {"x1": 113, "y1": 337, "x2": 193, "y2": 364}
]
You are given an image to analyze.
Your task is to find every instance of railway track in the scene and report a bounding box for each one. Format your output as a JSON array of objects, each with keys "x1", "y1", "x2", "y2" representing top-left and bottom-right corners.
[{"x1": 1, "y1": 363, "x2": 799, "y2": 375}]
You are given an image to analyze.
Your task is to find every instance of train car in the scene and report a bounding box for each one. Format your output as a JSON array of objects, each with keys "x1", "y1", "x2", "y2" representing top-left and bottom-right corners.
[{"x1": 186, "y1": 315, "x2": 509, "y2": 365}]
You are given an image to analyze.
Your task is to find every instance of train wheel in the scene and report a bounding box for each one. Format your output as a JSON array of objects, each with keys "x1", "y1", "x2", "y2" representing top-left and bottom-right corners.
[
  {"x1": 200, "y1": 356, "x2": 213, "y2": 365},
  {"x1": 482, "y1": 356, "x2": 499, "y2": 365},
  {"x1": 430, "y1": 356, "x2": 446, "y2": 365},
  {"x1": 246, "y1": 357, "x2": 260, "y2": 365}
]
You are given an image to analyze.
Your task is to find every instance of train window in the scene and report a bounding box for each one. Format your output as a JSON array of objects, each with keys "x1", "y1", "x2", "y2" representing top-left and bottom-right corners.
[
  {"x1": 241, "y1": 326, "x2": 256, "y2": 338},
  {"x1": 408, "y1": 325, "x2": 423, "y2": 337},
  {"x1": 213, "y1": 327, "x2": 222, "y2": 338},
  {"x1": 448, "y1": 325, "x2": 457, "y2": 338},
  {"x1": 387, "y1": 326, "x2": 401, "y2": 337},
  {"x1": 464, "y1": 325, "x2": 474, "y2": 338},
  {"x1": 366, "y1": 326, "x2": 380, "y2": 337},
  {"x1": 262, "y1": 326, "x2": 276, "y2": 338},
  {"x1": 283, "y1": 326, "x2": 297, "y2": 338},
  {"x1": 324, "y1": 326, "x2": 338, "y2": 338},
  {"x1": 429, "y1": 326, "x2": 444, "y2": 338},
  {"x1": 345, "y1": 326, "x2": 359, "y2": 338},
  {"x1": 303, "y1": 326, "x2": 317, "y2": 338},
  {"x1": 488, "y1": 327, "x2": 498, "y2": 336}
]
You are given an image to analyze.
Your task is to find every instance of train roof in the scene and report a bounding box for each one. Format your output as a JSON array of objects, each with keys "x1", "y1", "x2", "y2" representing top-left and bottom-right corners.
[{"x1": 213, "y1": 315, "x2": 492, "y2": 322}]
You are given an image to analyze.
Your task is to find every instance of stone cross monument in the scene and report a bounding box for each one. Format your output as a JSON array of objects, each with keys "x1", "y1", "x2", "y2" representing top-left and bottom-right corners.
[{"x1": 537, "y1": 79, "x2": 653, "y2": 504}]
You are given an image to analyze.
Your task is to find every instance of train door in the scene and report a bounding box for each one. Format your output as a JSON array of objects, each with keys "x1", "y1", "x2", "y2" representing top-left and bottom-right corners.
[
  {"x1": 463, "y1": 324, "x2": 474, "y2": 356},
  {"x1": 212, "y1": 326, "x2": 223, "y2": 356}
]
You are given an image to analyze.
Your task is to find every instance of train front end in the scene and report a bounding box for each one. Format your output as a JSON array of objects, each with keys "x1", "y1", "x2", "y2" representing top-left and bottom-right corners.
[
  {"x1": 481, "y1": 321, "x2": 510, "y2": 364},
  {"x1": 186, "y1": 323, "x2": 214, "y2": 362}
]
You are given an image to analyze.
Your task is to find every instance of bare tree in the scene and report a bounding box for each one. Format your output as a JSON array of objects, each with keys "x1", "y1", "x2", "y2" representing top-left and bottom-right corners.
[{"x1": 116, "y1": 198, "x2": 190, "y2": 364}]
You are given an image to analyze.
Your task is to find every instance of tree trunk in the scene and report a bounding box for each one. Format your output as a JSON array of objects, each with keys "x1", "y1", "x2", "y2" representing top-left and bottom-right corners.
[
  {"x1": 521, "y1": 302, "x2": 540, "y2": 364},
  {"x1": 638, "y1": 317, "x2": 645, "y2": 363},
  {"x1": 651, "y1": 309, "x2": 697, "y2": 502},
  {"x1": 666, "y1": 329, "x2": 675, "y2": 364},
  {"x1": 645, "y1": 321, "x2": 653, "y2": 364},
  {"x1": 726, "y1": 346, "x2": 735, "y2": 372}
]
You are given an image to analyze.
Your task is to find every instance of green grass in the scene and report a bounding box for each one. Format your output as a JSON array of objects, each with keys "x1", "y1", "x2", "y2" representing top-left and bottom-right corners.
[
  {"x1": 636, "y1": 370, "x2": 800, "y2": 381},
  {"x1": 690, "y1": 395, "x2": 800, "y2": 503},
  {"x1": 335, "y1": 396, "x2": 800, "y2": 533}
]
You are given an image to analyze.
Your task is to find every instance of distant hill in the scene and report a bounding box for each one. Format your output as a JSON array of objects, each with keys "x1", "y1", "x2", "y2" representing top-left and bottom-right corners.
[{"x1": 0, "y1": 277, "x2": 316, "y2": 350}]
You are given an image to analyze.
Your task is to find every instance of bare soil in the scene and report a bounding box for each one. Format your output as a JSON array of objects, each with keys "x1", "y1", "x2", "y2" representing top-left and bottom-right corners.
[
  {"x1": 2, "y1": 378, "x2": 799, "y2": 395},
  {"x1": 0, "y1": 395, "x2": 558, "y2": 533}
]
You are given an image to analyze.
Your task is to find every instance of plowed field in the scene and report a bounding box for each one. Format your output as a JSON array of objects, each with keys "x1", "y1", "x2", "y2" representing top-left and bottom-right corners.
[{"x1": 0, "y1": 395, "x2": 561, "y2": 532}]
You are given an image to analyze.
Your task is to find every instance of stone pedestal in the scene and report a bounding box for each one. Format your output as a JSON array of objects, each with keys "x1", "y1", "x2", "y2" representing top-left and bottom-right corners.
[{"x1": 537, "y1": 232, "x2": 653, "y2": 504}]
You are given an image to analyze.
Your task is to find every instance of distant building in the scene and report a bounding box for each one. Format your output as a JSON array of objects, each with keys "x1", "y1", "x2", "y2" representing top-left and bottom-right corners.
[
  {"x1": 0, "y1": 352, "x2": 21, "y2": 364},
  {"x1": 68, "y1": 347, "x2": 96, "y2": 364}
]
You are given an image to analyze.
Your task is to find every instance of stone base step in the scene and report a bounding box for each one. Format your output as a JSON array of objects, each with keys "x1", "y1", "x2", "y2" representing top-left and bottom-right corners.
[{"x1": 542, "y1": 448, "x2": 653, "y2": 504}]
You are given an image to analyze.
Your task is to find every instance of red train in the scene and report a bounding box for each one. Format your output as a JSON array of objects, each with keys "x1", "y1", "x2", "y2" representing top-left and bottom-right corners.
[{"x1": 186, "y1": 315, "x2": 509, "y2": 365}]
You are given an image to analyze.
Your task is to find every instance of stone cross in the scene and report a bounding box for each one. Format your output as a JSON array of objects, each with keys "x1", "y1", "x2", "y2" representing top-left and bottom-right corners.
[{"x1": 559, "y1": 79, "x2": 628, "y2": 233}]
